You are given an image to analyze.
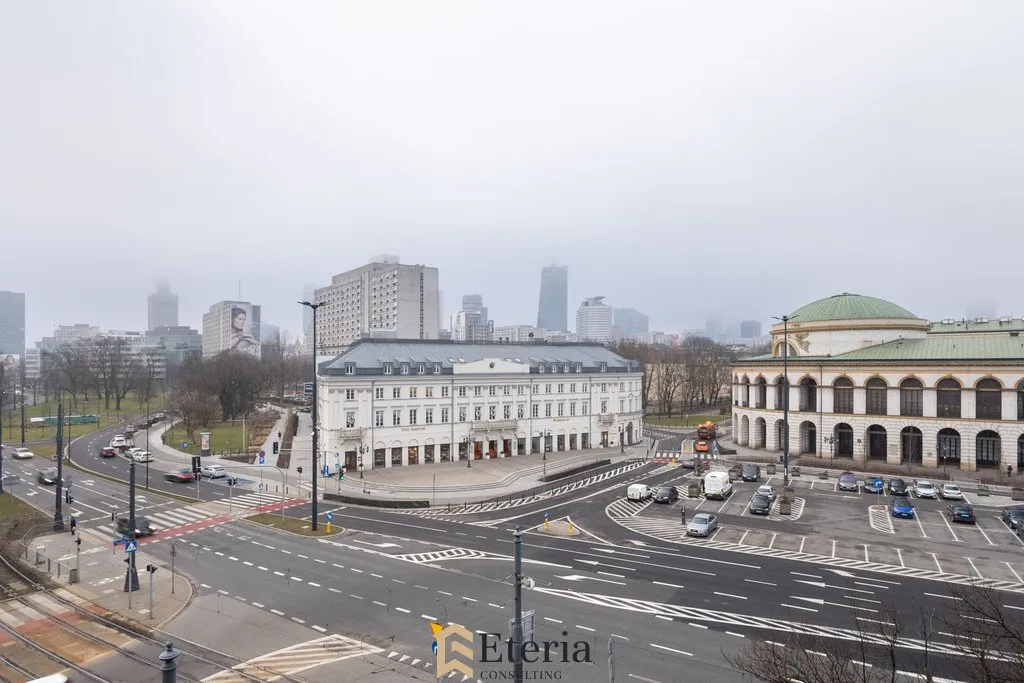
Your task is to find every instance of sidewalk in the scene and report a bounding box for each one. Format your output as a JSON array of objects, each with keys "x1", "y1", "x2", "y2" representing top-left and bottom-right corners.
[
  {"x1": 328, "y1": 445, "x2": 644, "y2": 504},
  {"x1": 18, "y1": 526, "x2": 192, "y2": 626}
]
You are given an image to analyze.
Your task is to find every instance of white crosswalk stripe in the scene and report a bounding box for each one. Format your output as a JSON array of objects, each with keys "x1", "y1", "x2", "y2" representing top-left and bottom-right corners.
[
  {"x1": 397, "y1": 547, "x2": 492, "y2": 564},
  {"x1": 606, "y1": 498, "x2": 652, "y2": 518},
  {"x1": 202, "y1": 634, "x2": 383, "y2": 683},
  {"x1": 93, "y1": 507, "x2": 221, "y2": 537}
]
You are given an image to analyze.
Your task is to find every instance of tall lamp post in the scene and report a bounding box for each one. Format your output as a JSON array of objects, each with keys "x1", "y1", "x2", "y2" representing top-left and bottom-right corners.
[
  {"x1": 823, "y1": 435, "x2": 836, "y2": 469},
  {"x1": 298, "y1": 300, "x2": 324, "y2": 531},
  {"x1": 462, "y1": 435, "x2": 472, "y2": 468},
  {"x1": 358, "y1": 444, "x2": 367, "y2": 479},
  {"x1": 771, "y1": 314, "x2": 798, "y2": 488}
]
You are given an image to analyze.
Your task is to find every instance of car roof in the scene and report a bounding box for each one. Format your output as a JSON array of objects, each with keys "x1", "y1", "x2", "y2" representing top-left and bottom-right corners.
[
  {"x1": 692, "y1": 513, "x2": 713, "y2": 521},
  {"x1": 917, "y1": 480, "x2": 934, "y2": 485}
]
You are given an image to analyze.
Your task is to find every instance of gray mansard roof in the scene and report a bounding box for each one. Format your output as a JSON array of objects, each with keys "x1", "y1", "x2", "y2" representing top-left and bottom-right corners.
[{"x1": 320, "y1": 339, "x2": 639, "y2": 376}]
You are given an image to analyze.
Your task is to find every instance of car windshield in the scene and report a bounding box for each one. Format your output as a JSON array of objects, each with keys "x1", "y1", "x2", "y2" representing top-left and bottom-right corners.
[
  {"x1": 918, "y1": 482, "x2": 933, "y2": 488},
  {"x1": 692, "y1": 515, "x2": 711, "y2": 524},
  {"x1": 752, "y1": 495, "x2": 768, "y2": 504},
  {"x1": 944, "y1": 484, "x2": 960, "y2": 490},
  {"x1": 657, "y1": 487, "x2": 671, "y2": 494},
  {"x1": 840, "y1": 474, "x2": 855, "y2": 481}
]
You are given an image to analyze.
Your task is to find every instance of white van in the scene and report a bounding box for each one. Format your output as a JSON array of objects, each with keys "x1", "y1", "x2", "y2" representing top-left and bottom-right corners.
[
  {"x1": 627, "y1": 484, "x2": 652, "y2": 502},
  {"x1": 703, "y1": 472, "x2": 733, "y2": 500}
]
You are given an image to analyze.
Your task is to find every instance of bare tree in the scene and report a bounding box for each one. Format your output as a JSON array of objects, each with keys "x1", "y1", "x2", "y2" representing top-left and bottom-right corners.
[
  {"x1": 653, "y1": 348, "x2": 685, "y2": 415},
  {"x1": 261, "y1": 331, "x2": 301, "y2": 400},
  {"x1": 206, "y1": 352, "x2": 266, "y2": 421},
  {"x1": 45, "y1": 344, "x2": 92, "y2": 405},
  {"x1": 609, "y1": 340, "x2": 657, "y2": 411},
  {"x1": 942, "y1": 583, "x2": 1024, "y2": 682},
  {"x1": 87, "y1": 338, "x2": 140, "y2": 411},
  {"x1": 167, "y1": 382, "x2": 219, "y2": 445}
]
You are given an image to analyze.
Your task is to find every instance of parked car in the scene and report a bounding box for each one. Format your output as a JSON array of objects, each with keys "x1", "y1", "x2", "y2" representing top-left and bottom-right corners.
[
  {"x1": 756, "y1": 485, "x2": 777, "y2": 501},
  {"x1": 1000, "y1": 507, "x2": 1024, "y2": 530},
  {"x1": 888, "y1": 478, "x2": 909, "y2": 496},
  {"x1": 940, "y1": 483, "x2": 964, "y2": 500},
  {"x1": 748, "y1": 494, "x2": 772, "y2": 515},
  {"x1": 1018, "y1": 524, "x2": 1024, "y2": 542},
  {"x1": 703, "y1": 472, "x2": 733, "y2": 500},
  {"x1": 627, "y1": 484, "x2": 652, "y2": 502},
  {"x1": 116, "y1": 516, "x2": 153, "y2": 537},
  {"x1": 652, "y1": 486, "x2": 678, "y2": 504},
  {"x1": 37, "y1": 467, "x2": 61, "y2": 485},
  {"x1": 686, "y1": 513, "x2": 718, "y2": 537},
  {"x1": 741, "y1": 464, "x2": 761, "y2": 482},
  {"x1": 889, "y1": 498, "x2": 915, "y2": 519},
  {"x1": 837, "y1": 472, "x2": 859, "y2": 492},
  {"x1": 164, "y1": 469, "x2": 195, "y2": 483},
  {"x1": 11, "y1": 447, "x2": 34, "y2": 460},
  {"x1": 864, "y1": 477, "x2": 885, "y2": 494},
  {"x1": 947, "y1": 503, "x2": 976, "y2": 524},
  {"x1": 131, "y1": 451, "x2": 153, "y2": 463},
  {"x1": 99, "y1": 447, "x2": 118, "y2": 457},
  {"x1": 913, "y1": 480, "x2": 937, "y2": 499},
  {"x1": 201, "y1": 464, "x2": 227, "y2": 479}
]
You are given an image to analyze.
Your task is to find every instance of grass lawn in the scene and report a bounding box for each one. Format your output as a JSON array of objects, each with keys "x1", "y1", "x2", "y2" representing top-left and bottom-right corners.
[
  {"x1": 163, "y1": 421, "x2": 258, "y2": 456},
  {"x1": 0, "y1": 492, "x2": 50, "y2": 545},
  {"x1": 246, "y1": 513, "x2": 342, "y2": 537},
  {"x1": 647, "y1": 413, "x2": 727, "y2": 428},
  {"x1": 15, "y1": 392, "x2": 168, "y2": 442}
]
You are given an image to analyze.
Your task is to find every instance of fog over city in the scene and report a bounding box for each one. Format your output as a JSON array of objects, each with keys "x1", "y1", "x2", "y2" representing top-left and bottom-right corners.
[{"x1": 2, "y1": 2, "x2": 1022, "y2": 342}]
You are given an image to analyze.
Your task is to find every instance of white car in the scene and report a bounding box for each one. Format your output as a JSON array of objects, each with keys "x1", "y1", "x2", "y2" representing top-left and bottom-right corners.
[
  {"x1": 126, "y1": 447, "x2": 143, "y2": 456},
  {"x1": 201, "y1": 464, "x2": 227, "y2": 479},
  {"x1": 131, "y1": 451, "x2": 153, "y2": 463},
  {"x1": 626, "y1": 484, "x2": 651, "y2": 501},
  {"x1": 756, "y1": 485, "x2": 777, "y2": 501},
  {"x1": 11, "y1": 447, "x2": 35, "y2": 460},
  {"x1": 940, "y1": 483, "x2": 963, "y2": 500},
  {"x1": 914, "y1": 480, "x2": 937, "y2": 499},
  {"x1": 111, "y1": 435, "x2": 127, "y2": 448}
]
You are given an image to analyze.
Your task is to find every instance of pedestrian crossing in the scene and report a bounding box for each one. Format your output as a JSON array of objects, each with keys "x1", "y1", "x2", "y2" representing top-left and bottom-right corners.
[
  {"x1": 85, "y1": 492, "x2": 295, "y2": 538},
  {"x1": 605, "y1": 508, "x2": 1024, "y2": 593},
  {"x1": 396, "y1": 547, "x2": 494, "y2": 564},
  {"x1": 651, "y1": 451, "x2": 721, "y2": 462},
  {"x1": 202, "y1": 634, "x2": 382, "y2": 683}
]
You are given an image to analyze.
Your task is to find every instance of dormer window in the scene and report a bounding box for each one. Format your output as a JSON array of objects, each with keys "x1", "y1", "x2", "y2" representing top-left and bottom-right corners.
[
  {"x1": 345, "y1": 364, "x2": 355, "y2": 375},
  {"x1": 600, "y1": 362, "x2": 607, "y2": 373},
  {"x1": 575, "y1": 363, "x2": 582, "y2": 373},
  {"x1": 550, "y1": 364, "x2": 557, "y2": 373},
  {"x1": 383, "y1": 363, "x2": 393, "y2": 375},
  {"x1": 563, "y1": 364, "x2": 570, "y2": 373},
  {"x1": 417, "y1": 364, "x2": 425, "y2": 374},
  {"x1": 433, "y1": 364, "x2": 441, "y2": 374},
  {"x1": 401, "y1": 364, "x2": 409, "y2": 375},
  {"x1": 539, "y1": 365, "x2": 545, "y2": 374}
]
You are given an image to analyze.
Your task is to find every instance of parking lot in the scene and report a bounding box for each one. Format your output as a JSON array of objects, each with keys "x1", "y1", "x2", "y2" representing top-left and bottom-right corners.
[{"x1": 634, "y1": 469, "x2": 1024, "y2": 585}]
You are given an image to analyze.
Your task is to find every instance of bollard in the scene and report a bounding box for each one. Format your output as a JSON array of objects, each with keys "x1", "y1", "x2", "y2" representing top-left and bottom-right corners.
[
  {"x1": 36, "y1": 547, "x2": 45, "y2": 565},
  {"x1": 544, "y1": 513, "x2": 549, "y2": 530},
  {"x1": 159, "y1": 641, "x2": 181, "y2": 683},
  {"x1": 47, "y1": 558, "x2": 51, "y2": 573},
  {"x1": 568, "y1": 520, "x2": 574, "y2": 535},
  {"x1": 681, "y1": 508, "x2": 686, "y2": 525},
  {"x1": 69, "y1": 568, "x2": 79, "y2": 584}
]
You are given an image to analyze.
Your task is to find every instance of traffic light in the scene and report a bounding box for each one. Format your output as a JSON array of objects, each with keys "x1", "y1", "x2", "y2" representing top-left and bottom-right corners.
[
  {"x1": 146, "y1": 564, "x2": 157, "y2": 574},
  {"x1": 296, "y1": 466, "x2": 303, "y2": 475},
  {"x1": 272, "y1": 441, "x2": 279, "y2": 455},
  {"x1": 339, "y1": 468, "x2": 345, "y2": 480}
]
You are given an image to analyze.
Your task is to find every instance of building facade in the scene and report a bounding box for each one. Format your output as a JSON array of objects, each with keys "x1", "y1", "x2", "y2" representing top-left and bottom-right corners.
[
  {"x1": 576, "y1": 297, "x2": 613, "y2": 343},
  {"x1": 202, "y1": 301, "x2": 262, "y2": 358},
  {"x1": 740, "y1": 320, "x2": 762, "y2": 339},
  {"x1": 314, "y1": 259, "x2": 440, "y2": 353},
  {"x1": 536, "y1": 265, "x2": 568, "y2": 332},
  {"x1": 147, "y1": 281, "x2": 179, "y2": 331},
  {"x1": 146, "y1": 326, "x2": 202, "y2": 366},
  {"x1": 731, "y1": 293, "x2": 1024, "y2": 473},
  {"x1": 0, "y1": 290, "x2": 26, "y2": 356},
  {"x1": 613, "y1": 307, "x2": 650, "y2": 340},
  {"x1": 493, "y1": 325, "x2": 538, "y2": 343},
  {"x1": 317, "y1": 340, "x2": 644, "y2": 471}
]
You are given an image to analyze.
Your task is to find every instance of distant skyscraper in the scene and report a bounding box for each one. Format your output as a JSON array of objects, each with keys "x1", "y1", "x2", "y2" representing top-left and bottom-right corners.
[
  {"x1": 455, "y1": 294, "x2": 492, "y2": 341},
  {"x1": 613, "y1": 307, "x2": 650, "y2": 339},
  {"x1": 576, "y1": 296, "x2": 614, "y2": 342},
  {"x1": 740, "y1": 320, "x2": 762, "y2": 339},
  {"x1": 536, "y1": 265, "x2": 568, "y2": 331},
  {"x1": 0, "y1": 290, "x2": 26, "y2": 355},
  {"x1": 704, "y1": 315, "x2": 723, "y2": 341},
  {"x1": 147, "y1": 280, "x2": 179, "y2": 331}
]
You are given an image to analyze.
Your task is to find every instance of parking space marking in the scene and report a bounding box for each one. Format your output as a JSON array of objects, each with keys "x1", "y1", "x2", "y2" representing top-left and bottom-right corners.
[
  {"x1": 931, "y1": 553, "x2": 943, "y2": 573},
  {"x1": 868, "y1": 506, "x2": 895, "y2": 534},
  {"x1": 937, "y1": 512, "x2": 962, "y2": 543},
  {"x1": 831, "y1": 540, "x2": 836, "y2": 558},
  {"x1": 799, "y1": 537, "x2": 806, "y2": 554},
  {"x1": 768, "y1": 533, "x2": 777, "y2": 550},
  {"x1": 738, "y1": 530, "x2": 749, "y2": 545},
  {"x1": 1005, "y1": 562, "x2": 1023, "y2": 584},
  {"x1": 863, "y1": 545, "x2": 869, "y2": 563},
  {"x1": 975, "y1": 523, "x2": 997, "y2": 547},
  {"x1": 895, "y1": 548, "x2": 905, "y2": 568},
  {"x1": 965, "y1": 557, "x2": 983, "y2": 579},
  {"x1": 914, "y1": 512, "x2": 929, "y2": 539}
]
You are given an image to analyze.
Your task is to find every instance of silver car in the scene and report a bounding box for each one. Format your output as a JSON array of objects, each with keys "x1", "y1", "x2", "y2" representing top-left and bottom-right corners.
[
  {"x1": 940, "y1": 483, "x2": 963, "y2": 500},
  {"x1": 914, "y1": 480, "x2": 937, "y2": 499},
  {"x1": 686, "y1": 513, "x2": 718, "y2": 538}
]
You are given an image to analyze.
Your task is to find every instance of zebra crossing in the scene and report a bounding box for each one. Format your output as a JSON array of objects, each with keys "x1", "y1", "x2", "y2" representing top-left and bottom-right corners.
[
  {"x1": 395, "y1": 547, "x2": 494, "y2": 564},
  {"x1": 202, "y1": 634, "x2": 382, "y2": 683},
  {"x1": 651, "y1": 451, "x2": 721, "y2": 462},
  {"x1": 87, "y1": 492, "x2": 295, "y2": 538},
  {"x1": 605, "y1": 509, "x2": 1024, "y2": 593}
]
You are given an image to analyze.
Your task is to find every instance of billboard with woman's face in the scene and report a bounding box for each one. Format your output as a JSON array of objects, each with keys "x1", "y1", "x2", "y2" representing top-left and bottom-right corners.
[{"x1": 227, "y1": 304, "x2": 261, "y2": 357}]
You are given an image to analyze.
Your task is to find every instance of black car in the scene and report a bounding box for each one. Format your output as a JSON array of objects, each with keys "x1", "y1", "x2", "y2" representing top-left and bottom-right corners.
[
  {"x1": 888, "y1": 478, "x2": 909, "y2": 496},
  {"x1": 652, "y1": 486, "x2": 679, "y2": 504},
  {"x1": 741, "y1": 464, "x2": 761, "y2": 482},
  {"x1": 748, "y1": 494, "x2": 772, "y2": 515},
  {"x1": 164, "y1": 468, "x2": 195, "y2": 483},
  {"x1": 1000, "y1": 507, "x2": 1024, "y2": 530},
  {"x1": 37, "y1": 467, "x2": 61, "y2": 485},
  {"x1": 947, "y1": 503, "x2": 976, "y2": 524},
  {"x1": 116, "y1": 516, "x2": 153, "y2": 537}
]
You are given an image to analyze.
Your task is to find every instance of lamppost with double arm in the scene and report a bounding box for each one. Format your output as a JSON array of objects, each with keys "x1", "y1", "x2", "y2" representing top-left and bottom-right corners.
[
  {"x1": 771, "y1": 314, "x2": 798, "y2": 489},
  {"x1": 298, "y1": 300, "x2": 324, "y2": 531}
]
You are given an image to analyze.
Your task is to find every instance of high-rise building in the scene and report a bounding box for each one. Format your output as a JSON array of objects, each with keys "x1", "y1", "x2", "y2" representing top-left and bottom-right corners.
[
  {"x1": 0, "y1": 290, "x2": 26, "y2": 355},
  {"x1": 147, "y1": 280, "x2": 179, "y2": 331},
  {"x1": 202, "y1": 301, "x2": 262, "y2": 358},
  {"x1": 612, "y1": 307, "x2": 650, "y2": 339},
  {"x1": 704, "y1": 315, "x2": 723, "y2": 342},
  {"x1": 146, "y1": 325, "x2": 203, "y2": 367},
  {"x1": 493, "y1": 325, "x2": 538, "y2": 343},
  {"x1": 314, "y1": 258, "x2": 440, "y2": 353},
  {"x1": 740, "y1": 320, "x2": 762, "y2": 339},
  {"x1": 536, "y1": 265, "x2": 568, "y2": 332},
  {"x1": 454, "y1": 294, "x2": 492, "y2": 341},
  {"x1": 576, "y1": 296, "x2": 614, "y2": 343}
]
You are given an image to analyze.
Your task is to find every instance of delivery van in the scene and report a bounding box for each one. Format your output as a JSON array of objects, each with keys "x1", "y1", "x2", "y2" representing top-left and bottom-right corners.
[
  {"x1": 703, "y1": 471, "x2": 733, "y2": 500},
  {"x1": 626, "y1": 484, "x2": 652, "y2": 502}
]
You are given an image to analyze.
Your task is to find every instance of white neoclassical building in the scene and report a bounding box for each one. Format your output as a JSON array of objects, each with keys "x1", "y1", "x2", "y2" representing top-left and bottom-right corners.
[
  {"x1": 732, "y1": 293, "x2": 1024, "y2": 473},
  {"x1": 316, "y1": 339, "x2": 644, "y2": 472}
]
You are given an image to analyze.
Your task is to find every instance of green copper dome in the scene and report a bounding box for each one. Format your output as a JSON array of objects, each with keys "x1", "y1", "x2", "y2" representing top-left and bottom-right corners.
[{"x1": 789, "y1": 293, "x2": 919, "y2": 323}]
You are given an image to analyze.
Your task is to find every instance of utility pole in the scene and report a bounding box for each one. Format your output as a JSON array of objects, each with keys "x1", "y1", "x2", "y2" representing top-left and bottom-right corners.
[
  {"x1": 53, "y1": 402, "x2": 65, "y2": 531},
  {"x1": 124, "y1": 461, "x2": 140, "y2": 594},
  {"x1": 298, "y1": 300, "x2": 323, "y2": 531},
  {"x1": 20, "y1": 359, "x2": 26, "y2": 446},
  {"x1": 512, "y1": 525, "x2": 524, "y2": 683},
  {"x1": 608, "y1": 637, "x2": 615, "y2": 683},
  {"x1": 771, "y1": 314, "x2": 797, "y2": 489},
  {"x1": 0, "y1": 386, "x2": 5, "y2": 495}
]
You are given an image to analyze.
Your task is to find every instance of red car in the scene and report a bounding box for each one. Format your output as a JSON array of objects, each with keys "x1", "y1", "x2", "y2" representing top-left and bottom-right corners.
[
  {"x1": 99, "y1": 447, "x2": 118, "y2": 458},
  {"x1": 164, "y1": 468, "x2": 195, "y2": 483}
]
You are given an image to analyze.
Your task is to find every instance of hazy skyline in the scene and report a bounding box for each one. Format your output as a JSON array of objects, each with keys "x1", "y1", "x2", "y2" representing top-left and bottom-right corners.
[{"x1": 3, "y1": 2, "x2": 1022, "y2": 344}]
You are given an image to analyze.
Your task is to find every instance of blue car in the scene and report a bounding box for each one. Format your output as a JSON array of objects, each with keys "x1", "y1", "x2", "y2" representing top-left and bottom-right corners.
[
  {"x1": 890, "y1": 498, "x2": 915, "y2": 519},
  {"x1": 864, "y1": 477, "x2": 885, "y2": 494}
]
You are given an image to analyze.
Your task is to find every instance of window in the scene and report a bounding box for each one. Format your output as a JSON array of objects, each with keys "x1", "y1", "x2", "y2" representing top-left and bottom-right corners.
[
  {"x1": 539, "y1": 365, "x2": 545, "y2": 374},
  {"x1": 409, "y1": 387, "x2": 418, "y2": 399},
  {"x1": 582, "y1": 401, "x2": 588, "y2": 415},
  {"x1": 392, "y1": 409, "x2": 401, "y2": 426},
  {"x1": 518, "y1": 385, "x2": 525, "y2": 395},
  {"x1": 575, "y1": 363, "x2": 582, "y2": 372},
  {"x1": 1018, "y1": 380, "x2": 1024, "y2": 420},
  {"x1": 345, "y1": 364, "x2": 354, "y2": 375},
  {"x1": 441, "y1": 386, "x2": 449, "y2": 398},
  {"x1": 976, "y1": 379, "x2": 1002, "y2": 420},
  {"x1": 517, "y1": 404, "x2": 525, "y2": 419},
  {"x1": 474, "y1": 406, "x2": 482, "y2": 421},
  {"x1": 533, "y1": 384, "x2": 539, "y2": 393},
  {"x1": 866, "y1": 378, "x2": 887, "y2": 415},
  {"x1": 459, "y1": 407, "x2": 467, "y2": 422},
  {"x1": 375, "y1": 387, "x2": 384, "y2": 399},
  {"x1": 441, "y1": 407, "x2": 449, "y2": 423},
  {"x1": 557, "y1": 403, "x2": 564, "y2": 416},
  {"x1": 392, "y1": 387, "x2": 401, "y2": 399},
  {"x1": 401, "y1": 364, "x2": 409, "y2": 375},
  {"x1": 582, "y1": 384, "x2": 588, "y2": 392},
  {"x1": 504, "y1": 385, "x2": 511, "y2": 396},
  {"x1": 563, "y1": 364, "x2": 570, "y2": 373},
  {"x1": 833, "y1": 378, "x2": 854, "y2": 414},
  {"x1": 545, "y1": 403, "x2": 552, "y2": 417},
  {"x1": 425, "y1": 386, "x2": 433, "y2": 398},
  {"x1": 425, "y1": 408, "x2": 433, "y2": 424},
  {"x1": 620, "y1": 382, "x2": 625, "y2": 391},
  {"x1": 600, "y1": 363, "x2": 607, "y2": 372},
  {"x1": 600, "y1": 400, "x2": 608, "y2": 413},
  {"x1": 531, "y1": 404, "x2": 539, "y2": 418},
  {"x1": 504, "y1": 405, "x2": 511, "y2": 419},
  {"x1": 754, "y1": 378, "x2": 767, "y2": 409},
  {"x1": 408, "y1": 409, "x2": 418, "y2": 425},
  {"x1": 546, "y1": 384, "x2": 552, "y2": 393},
  {"x1": 557, "y1": 384, "x2": 564, "y2": 393},
  {"x1": 345, "y1": 389, "x2": 355, "y2": 400},
  {"x1": 458, "y1": 386, "x2": 466, "y2": 397},
  {"x1": 489, "y1": 405, "x2": 496, "y2": 420},
  {"x1": 741, "y1": 378, "x2": 750, "y2": 407},
  {"x1": 570, "y1": 383, "x2": 576, "y2": 393},
  {"x1": 345, "y1": 411, "x2": 356, "y2": 428},
  {"x1": 799, "y1": 378, "x2": 817, "y2": 412},
  {"x1": 899, "y1": 378, "x2": 923, "y2": 417},
  {"x1": 619, "y1": 399, "x2": 625, "y2": 412},
  {"x1": 374, "y1": 410, "x2": 384, "y2": 427},
  {"x1": 489, "y1": 386, "x2": 496, "y2": 396},
  {"x1": 417, "y1": 364, "x2": 425, "y2": 374},
  {"x1": 570, "y1": 402, "x2": 576, "y2": 416},
  {"x1": 474, "y1": 386, "x2": 482, "y2": 397},
  {"x1": 550, "y1": 364, "x2": 557, "y2": 373},
  {"x1": 384, "y1": 363, "x2": 393, "y2": 375},
  {"x1": 434, "y1": 364, "x2": 441, "y2": 374}
]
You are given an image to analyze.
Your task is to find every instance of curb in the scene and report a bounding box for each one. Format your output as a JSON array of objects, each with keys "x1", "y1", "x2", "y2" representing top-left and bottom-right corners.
[{"x1": 236, "y1": 517, "x2": 346, "y2": 539}]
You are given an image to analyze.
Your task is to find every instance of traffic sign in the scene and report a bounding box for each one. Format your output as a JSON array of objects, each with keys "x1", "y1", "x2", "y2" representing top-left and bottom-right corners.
[
  {"x1": 181, "y1": 441, "x2": 189, "y2": 449},
  {"x1": 113, "y1": 538, "x2": 128, "y2": 546},
  {"x1": 712, "y1": 441, "x2": 721, "y2": 455},
  {"x1": 325, "y1": 511, "x2": 333, "y2": 522},
  {"x1": 432, "y1": 641, "x2": 438, "y2": 655},
  {"x1": 258, "y1": 451, "x2": 265, "y2": 465},
  {"x1": 125, "y1": 540, "x2": 138, "y2": 553},
  {"x1": 322, "y1": 465, "x2": 329, "y2": 477}
]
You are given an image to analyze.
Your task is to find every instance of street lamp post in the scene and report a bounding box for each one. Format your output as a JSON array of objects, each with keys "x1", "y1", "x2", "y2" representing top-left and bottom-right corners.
[
  {"x1": 462, "y1": 436, "x2": 472, "y2": 468},
  {"x1": 298, "y1": 301, "x2": 324, "y2": 531},
  {"x1": 619, "y1": 427, "x2": 624, "y2": 454},
  {"x1": 823, "y1": 436, "x2": 836, "y2": 469},
  {"x1": 771, "y1": 314, "x2": 798, "y2": 488}
]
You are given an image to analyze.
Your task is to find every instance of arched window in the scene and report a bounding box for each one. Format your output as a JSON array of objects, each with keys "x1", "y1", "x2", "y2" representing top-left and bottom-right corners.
[
  {"x1": 899, "y1": 378, "x2": 923, "y2": 417},
  {"x1": 799, "y1": 377, "x2": 817, "y2": 412},
  {"x1": 774, "y1": 377, "x2": 786, "y2": 410},
  {"x1": 755, "y1": 378, "x2": 767, "y2": 409},
  {"x1": 936, "y1": 378, "x2": 961, "y2": 419},
  {"x1": 833, "y1": 378, "x2": 854, "y2": 414},
  {"x1": 976, "y1": 430, "x2": 1001, "y2": 467},
  {"x1": 741, "y1": 376, "x2": 750, "y2": 407},
  {"x1": 1017, "y1": 380, "x2": 1024, "y2": 421},
  {"x1": 866, "y1": 378, "x2": 887, "y2": 416},
  {"x1": 976, "y1": 379, "x2": 1002, "y2": 421}
]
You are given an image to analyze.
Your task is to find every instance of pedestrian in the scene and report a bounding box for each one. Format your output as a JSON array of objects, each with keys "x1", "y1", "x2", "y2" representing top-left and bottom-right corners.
[{"x1": 69, "y1": 515, "x2": 77, "y2": 535}]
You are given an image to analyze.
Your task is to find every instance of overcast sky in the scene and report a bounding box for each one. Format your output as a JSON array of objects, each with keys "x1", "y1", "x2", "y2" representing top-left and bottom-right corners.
[{"x1": 2, "y1": 2, "x2": 1022, "y2": 343}]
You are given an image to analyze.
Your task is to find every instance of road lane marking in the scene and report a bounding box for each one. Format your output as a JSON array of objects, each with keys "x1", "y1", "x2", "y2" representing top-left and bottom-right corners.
[
  {"x1": 655, "y1": 615, "x2": 673, "y2": 621},
  {"x1": 544, "y1": 617, "x2": 563, "y2": 624},
  {"x1": 653, "y1": 581, "x2": 685, "y2": 590},
  {"x1": 270, "y1": 609, "x2": 285, "y2": 615},
  {"x1": 257, "y1": 566, "x2": 268, "y2": 571},
  {"x1": 611, "y1": 633, "x2": 629, "y2": 640},
  {"x1": 308, "y1": 582, "x2": 321, "y2": 588},
  {"x1": 576, "y1": 625, "x2": 596, "y2": 632},
  {"x1": 290, "y1": 576, "x2": 302, "y2": 582},
  {"x1": 745, "y1": 579, "x2": 776, "y2": 587},
  {"x1": 291, "y1": 617, "x2": 305, "y2": 624},
  {"x1": 328, "y1": 587, "x2": 341, "y2": 593},
  {"x1": 791, "y1": 572, "x2": 822, "y2": 579},
  {"x1": 372, "y1": 600, "x2": 387, "y2": 607},
  {"x1": 781, "y1": 603, "x2": 818, "y2": 613},
  {"x1": 924, "y1": 593, "x2": 960, "y2": 601},
  {"x1": 714, "y1": 592, "x2": 747, "y2": 600},
  {"x1": 311, "y1": 625, "x2": 326, "y2": 632},
  {"x1": 688, "y1": 623, "x2": 708, "y2": 629},
  {"x1": 395, "y1": 607, "x2": 410, "y2": 614},
  {"x1": 422, "y1": 614, "x2": 437, "y2": 620},
  {"x1": 726, "y1": 632, "x2": 745, "y2": 638},
  {"x1": 650, "y1": 643, "x2": 692, "y2": 657},
  {"x1": 350, "y1": 594, "x2": 363, "y2": 599},
  {"x1": 252, "y1": 602, "x2": 264, "y2": 608},
  {"x1": 628, "y1": 675, "x2": 663, "y2": 683}
]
